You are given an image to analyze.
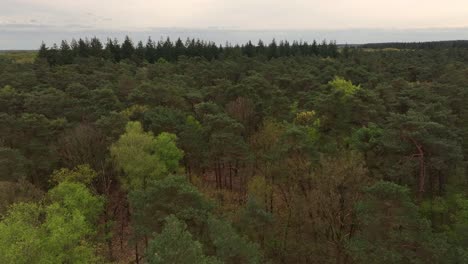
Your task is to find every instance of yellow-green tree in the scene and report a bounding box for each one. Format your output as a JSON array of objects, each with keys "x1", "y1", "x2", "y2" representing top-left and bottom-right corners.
[
  {"x1": 111, "y1": 121, "x2": 183, "y2": 190},
  {"x1": 0, "y1": 166, "x2": 104, "y2": 264}
]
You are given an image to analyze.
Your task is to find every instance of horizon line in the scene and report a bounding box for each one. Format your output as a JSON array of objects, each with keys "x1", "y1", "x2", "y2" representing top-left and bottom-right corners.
[{"x1": 2, "y1": 39, "x2": 468, "y2": 52}]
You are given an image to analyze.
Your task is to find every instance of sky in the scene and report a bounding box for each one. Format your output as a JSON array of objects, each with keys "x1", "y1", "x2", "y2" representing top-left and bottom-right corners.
[{"x1": 1, "y1": 0, "x2": 468, "y2": 49}]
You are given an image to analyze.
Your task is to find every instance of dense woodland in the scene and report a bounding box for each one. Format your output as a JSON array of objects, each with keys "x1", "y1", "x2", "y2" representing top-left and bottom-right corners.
[
  {"x1": 37, "y1": 37, "x2": 339, "y2": 65},
  {"x1": 361, "y1": 40, "x2": 468, "y2": 49},
  {"x1": 0, "y1": 37, "x2": 467, "y2": 263}
]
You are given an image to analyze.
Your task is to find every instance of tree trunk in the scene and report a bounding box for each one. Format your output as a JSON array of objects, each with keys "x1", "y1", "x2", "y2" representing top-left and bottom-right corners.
[
  {"x1": 120, "y1": 205, "x2": 125, "y2": 250},
  {"x1": 270, "y1": 172, "x2": 274, "y2": 213},
  {"x1": 187, "y1": 163, "x2": 192, "y2": 183},
  {"x1": 418, "y1": 153, "x2": 425, "y2": 200},
  {"x1": 406, "y1": 135, "x2": 426, "y2": 200},
  {"x1": 229, "y1": 161, "x2": 233, "y2": 190},
  {"x1": 135, "y1": 241, "x2": 139, "y2": 264},
  {"x1": 221, "y1": 162, "x2": 225, "y2": 189},
  {"x1": 215, "y1": 160, "x2": 219, "y2": 189},
  {"x1": 438, "y1": 170, "x2": 444, "y2": 195}
]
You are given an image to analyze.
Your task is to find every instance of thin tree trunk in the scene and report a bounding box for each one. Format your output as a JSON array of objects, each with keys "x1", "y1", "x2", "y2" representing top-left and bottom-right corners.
[
  {"x1": 188, "y1": 163, "x2": 192, "y2": 183},
  {"x1": 135, "y1": 242, "x2": 139, "y2": 264},
  {"x1": 104, "y1": 208, "x2": 113, "y2": 261},
  {"x1": 406, "y1": 135, "x2": 425, "y2": 200},
  {"x1": 438, "y1": 170, "x2": 444, "y2": 195},
  {"x1": 418, "y1": 153, "x2": 425, "y2": 200},
  {"x1": 270, "y1": 171, "x2": 274, "y2": 213},
  {"x1": 279, "y1": 186, "x2": 291, "y2": 261},
  {"x1": 229, "y1": 161, "x2": 233, "y2": 190},
  {"x1": 215, "y1": 161, "x2": 219, "y2": 189},
  {"x1": 120, "y1": 205, "x2": 125, "y2": 250},
  {"x1": 221, "y1": 162, "x2": 225, "y2": 189}
]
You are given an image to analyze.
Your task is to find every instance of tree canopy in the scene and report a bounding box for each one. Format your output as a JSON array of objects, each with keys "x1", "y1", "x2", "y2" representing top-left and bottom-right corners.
[{"x1": 0, "y1": 38, "x2": 467, "y2": 263}]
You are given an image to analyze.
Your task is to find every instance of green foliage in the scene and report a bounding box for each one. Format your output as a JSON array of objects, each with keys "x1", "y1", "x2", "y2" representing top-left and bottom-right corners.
[
  {"x1": 143, "y1": 106, "x2": 186, "y2": 135},
  {"x1": 50, "y1": 164, "x2": 97, "y2": 186},
  {"x1": 380, "y1": 106, "x2": 463, "y2": 188},
  {"x1": 24, "y1": 87, "x2": 70, "y2": 119},
  {"x1": 130, "y1": 174, "x2": 261, "y2": 263},
  {"x1": 3, "y1": 39, "x2": 468, "y2": 263},
  {"x1": 207, "y1": 216, "x2": 261, "y2": 264},
  {"x1": 146, "y1": 215, "x2": 220, "y2": 264},
  {"x1": 0, "y1": 178, "x2": 104, "y2": 263},
  {"x1": 349, "y1": 123, "x2": 383, "y2": 152},
  {"x1": 238, "y1": 197, "x2": 273, "y2": 243},
  {"x1": 153, "y1": 132, "x2": 185, "y2": 173},
  {"x1": 0, "y1": 51, "x2": 37, "y2": 63},
  {"x1": 0, "y1": 180, "x2": 43, "y2": 215},
  {"x1": 47, "y1": 181, "x2": 104, "y2": 222},
  {"x1": 37, "y1": 37, "x2": 339, "y2": 65},
  {"x1": 420, "y1": 191, "x2": 468, "y2": 262},
  {"x1": 0, "y1": 203, "x2": 43, "y2": 264},
  {"x1": 129, "y1": 175, "x2": 212, "y2": 237},
  {"x1": 0, "y1": 85, "x2": 24, "y2": 113},
  {"x1": 0, "y1": 147, "x2": 28, "y2": 182},
  {"x1": 87, "y1": 87, "x2": 122, "y2": 120},
  {"x1": 329, "y1": 76, "x2": 361, "y2": 97},
  {"x1": 0, "y1": 113, "x2": 66, "y2": 186},
  {"x1": 95, "y1": 111, "x2": 129, "y2": 141},
  {"x1": 294, "y1": 110, "x2": 319, "y2": 126},
  {"x1": 111, "y1": 121, "x2": 183, "y2": 190},
  {"x1": 349, "y1": 181, "x2": 450, "y2": 264}
]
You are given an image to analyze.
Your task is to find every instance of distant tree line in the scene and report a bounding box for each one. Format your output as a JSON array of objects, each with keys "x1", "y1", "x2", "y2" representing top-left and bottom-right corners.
[
  {"x1": 37, "y1": 36, "x2": 339, "y2": 65},
  {"x1": 361, "y1": 40, "x2": 468, "y2": 49}
]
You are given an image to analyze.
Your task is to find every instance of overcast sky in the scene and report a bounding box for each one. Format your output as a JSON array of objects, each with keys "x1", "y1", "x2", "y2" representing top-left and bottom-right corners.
[{"x1": 1, "y1": 0, "x2": 468, "y2": 49}]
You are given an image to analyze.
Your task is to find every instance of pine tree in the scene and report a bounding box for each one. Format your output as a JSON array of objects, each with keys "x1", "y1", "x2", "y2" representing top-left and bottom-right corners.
[
  {"x1": 120, "y1": 36, "x2": 135, "y2": 61},
  {"x1": 70, "y1": 39, "x2": 79, "y2": 56},
  {"x1": 145, "y1": 38, "x2": 157, "y2": 63},
  {"x1": 267, "y1": 39, "x2": 278, "y2": 59},
  {"x1": 328, "y1": 40, "x2": 338, "y2": 58},
  {"x1": 59, "y1": 40, "x2": 73, "y2": 64},
  {"x1": 174, "y1": 38, "x2": 185, "y2": 59},
  {"x1": 37, "y1": 42, "x2": 49, "y2": 61},
  {"x1": 77, "y1": 38, "x2": 90, "y2": 57},
  {"x1": 105, "y1": 38, "x2": 121, "y2": 62},
  {"x1": 161, "y1": 37, "x2": 174, "y2": 61},
  {"x1": 311, "y1": 40, "x2": 319, "y2": 56},
  {"x1": 256, "y1": 40, "x2": 266, "y2": 57},
  {"x1": 243, "y1": 41, "x2": 255, "y2": 57},
  {"x1": 135, "y1": 41, "x2": 146, "y2": 63},
  {"x1": 47, "y1": 44, "x2": 60, "y2": 66},
  {"x1": 89, "y1": 37, "x2": 103, "y2": 58}
]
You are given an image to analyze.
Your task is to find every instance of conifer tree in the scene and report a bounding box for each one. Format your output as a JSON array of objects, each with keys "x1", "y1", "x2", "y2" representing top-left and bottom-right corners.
[
  {"x1": 89, "y1": 37, "x2": 103, "y2": 58},
  {"x1": 267, "y1": 39, "x2": 278, "y2": 59},
  {"x1": 145, "y1": 38, "x2": 157, "y2": 63},
  {"x1": 37, "y1": 42, "x2": 48, "y2": 61},
  {"x1": 59, "y1": 40, "x2": 73, "y2": 64},
  {"x1": 77, "y1": 38, "x2": 90, "y2": 57},
  {"x1": 121, "y1": 36, "x2": 135, "y2": 60}
]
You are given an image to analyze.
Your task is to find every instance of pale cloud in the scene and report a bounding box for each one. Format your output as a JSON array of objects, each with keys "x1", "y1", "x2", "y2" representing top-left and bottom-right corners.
[
  {"x1": 1, "y1": 0, "x2": 468, "y2": 30},
  {"x1": 1, "y1": 0, "x2": 468, "y2": 49}
]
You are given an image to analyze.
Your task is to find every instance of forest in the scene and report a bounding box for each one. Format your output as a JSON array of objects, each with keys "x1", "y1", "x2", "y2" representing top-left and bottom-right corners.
[{"x1": 0, "y1": 37, "x2": 467, "y2": 264}]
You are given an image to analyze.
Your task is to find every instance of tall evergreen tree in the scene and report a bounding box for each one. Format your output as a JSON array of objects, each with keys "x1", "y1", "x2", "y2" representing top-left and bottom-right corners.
[
  {"x1": 59, "y1": 40, "x2": 73, "y2": 64},
  {"x1": 105, "y1": 38, "x2": 121, "y2": 62},
  {"x1": 37, "y1": 42, "x2": 48, "y2": 61},
  {"x1": 121, "y1": 36, "x2": 135, "y2": 61},
  {"x1": 77, "y1": 38, "x2": 90, "y2": 57},
  {"x1": 145, "y1": 38, "x2": 157, "y2": 63},
  {"x1": 267, "y1": 39, "x2": 278, "y2": 59},
  {"x1": 174, "y1": 38, "x2": 186, "y2": 59},
  {"x1": 135, "y1": 41, "x2": 146, "y2": 63},
  {"x1": 89, "y1": 37, "x2": 103, "y2": 58}
]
